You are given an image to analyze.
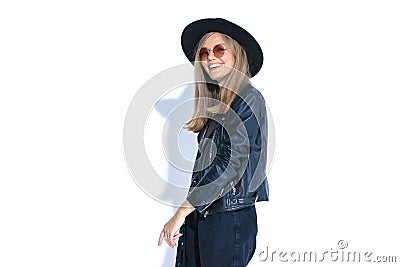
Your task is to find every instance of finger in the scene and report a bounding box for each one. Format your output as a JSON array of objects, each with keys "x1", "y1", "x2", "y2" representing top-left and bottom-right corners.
[
  {"x1": 173, "y1": 233, "x2": 183, "y2": 240},
  {"x1": 168, "y1": 237, "x2": 174, "y2": 248},
  {"x1": 170, "y1": 233, "x2": 183, "y2": 248},
  {"x1": 158, "y1": 231, "x2": 164, "y2": 246},
  {"x1": 168, "y1": 233, "x2": 176, "y2": 248},
  {"x1": 167, "y1": 231, "x2": 183, "y2": 247}
]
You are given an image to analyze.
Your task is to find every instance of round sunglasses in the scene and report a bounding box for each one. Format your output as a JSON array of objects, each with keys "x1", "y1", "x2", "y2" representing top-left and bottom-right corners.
[{"x1": 198, "y1": 44, "x2": 227, "y2": 61}]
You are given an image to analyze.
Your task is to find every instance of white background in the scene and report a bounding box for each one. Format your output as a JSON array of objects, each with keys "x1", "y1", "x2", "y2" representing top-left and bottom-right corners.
[{"x1": 1, "y1": 1, "x2": 399, "y2": 266}]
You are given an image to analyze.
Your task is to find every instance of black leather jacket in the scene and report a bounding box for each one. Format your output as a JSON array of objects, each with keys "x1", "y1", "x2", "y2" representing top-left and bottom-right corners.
[{"x1": 186, "y1": 85, "x2": 269, "y2": 218}]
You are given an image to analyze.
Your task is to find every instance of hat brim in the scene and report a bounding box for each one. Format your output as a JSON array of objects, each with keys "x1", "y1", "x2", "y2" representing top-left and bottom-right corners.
[{"x1": 181, "y1": 18, "x2": 263, "y2": 77}]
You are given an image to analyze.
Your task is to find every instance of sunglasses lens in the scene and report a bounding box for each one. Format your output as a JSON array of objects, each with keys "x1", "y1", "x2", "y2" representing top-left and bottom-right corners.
[
  {"x1": 199, "y1": 45, "x2": 226, "y2": 61},
  {"x1": 213, "y1": 45, "x2": 226, "y2": 58},
  {"x1": 199, "y1": 48, "x2": 209, "y2": 61}
]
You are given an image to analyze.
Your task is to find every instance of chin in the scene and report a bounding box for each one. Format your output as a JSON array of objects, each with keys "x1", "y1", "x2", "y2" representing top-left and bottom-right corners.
[
  {"x1": 209, "y1": 74, "x2": 221, "y2": 81},
  {"x1": 210, "y1": 74, "x2": 228, "y2": 83}
]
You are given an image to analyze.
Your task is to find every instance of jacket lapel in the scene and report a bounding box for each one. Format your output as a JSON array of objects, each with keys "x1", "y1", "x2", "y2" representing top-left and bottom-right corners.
[
  {"x1": 197, "y1": 117, "x2": 222, "y2": 144},
  {"x1": 205, "y1": 118, "x2": 221, "y2": 139}
]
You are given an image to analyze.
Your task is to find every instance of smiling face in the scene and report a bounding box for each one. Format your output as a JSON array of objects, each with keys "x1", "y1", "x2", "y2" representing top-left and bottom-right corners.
[{"x1": 198, "y1": 33, "x2": 235, "y2": 83}]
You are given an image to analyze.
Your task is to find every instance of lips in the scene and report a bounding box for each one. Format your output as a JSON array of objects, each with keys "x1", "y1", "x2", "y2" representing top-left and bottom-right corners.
[{"x1": 209, "y1": 63, "x2": 224, "y2": 70}]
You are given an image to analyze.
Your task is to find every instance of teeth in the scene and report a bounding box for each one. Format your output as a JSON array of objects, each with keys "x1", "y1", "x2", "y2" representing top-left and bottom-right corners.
[{"x1": 209, "y1": 63, "x2": 223, "y2": 69}]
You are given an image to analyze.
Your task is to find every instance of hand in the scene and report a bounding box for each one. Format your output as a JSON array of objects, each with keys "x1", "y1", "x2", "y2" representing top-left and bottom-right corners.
[
  {"x1": 158, "y1": 200, "x2": 195, "y2": 248},
  {"x1": 158, "y1": 200, "x2": 194, "y2": 248},
  {"x1": 158, "y1": 212, "x2": 185, "y2": 248}
]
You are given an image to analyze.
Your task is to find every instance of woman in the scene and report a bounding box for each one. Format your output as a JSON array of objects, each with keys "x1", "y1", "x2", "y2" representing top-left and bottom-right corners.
[{"x1": 158, "y1": 18, "x2": 270, "y2": 267}]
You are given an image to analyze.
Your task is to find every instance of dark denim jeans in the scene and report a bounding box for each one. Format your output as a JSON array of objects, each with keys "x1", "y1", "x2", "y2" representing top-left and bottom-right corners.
[{"x1": 175, "y1": 206, "x2": 258, "y2": 267}]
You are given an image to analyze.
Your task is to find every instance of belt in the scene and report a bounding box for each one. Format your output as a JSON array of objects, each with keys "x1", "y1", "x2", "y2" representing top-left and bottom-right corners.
[
  {"x1": 226, "y1": 196, "x2": 257, "y2": 206},
  {"x1": 204, "y1": 196, "x2": 257, "y2": 217}
]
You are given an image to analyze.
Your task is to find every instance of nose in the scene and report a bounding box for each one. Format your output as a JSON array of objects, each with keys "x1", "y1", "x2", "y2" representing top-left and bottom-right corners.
[{"x1": 207, "y1": 50, "x2": 217, "y2": 61}]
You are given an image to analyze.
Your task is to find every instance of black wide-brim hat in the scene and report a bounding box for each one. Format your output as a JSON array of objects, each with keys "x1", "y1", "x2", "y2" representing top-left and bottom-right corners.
[{"x1": 181, "y1": 18, "x2": 263, "y2": 77}]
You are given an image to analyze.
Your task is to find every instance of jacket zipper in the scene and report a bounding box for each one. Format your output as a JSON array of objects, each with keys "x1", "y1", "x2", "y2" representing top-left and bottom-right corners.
[
  {"x1": 208, "y1": 130, "x2": 216, "y2": 166},
  {"x1": 230, "y1": 181, "x2": 236, "y2": 195},
  {"x1": 203, "y1": 187, "x2": 225, "y2": 218},
  {"x1": 203, "y1": 130, "x2": 220, "y2": 218}
]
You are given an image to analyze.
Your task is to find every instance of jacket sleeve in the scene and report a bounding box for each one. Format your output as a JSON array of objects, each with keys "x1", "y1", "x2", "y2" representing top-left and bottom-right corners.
[{"x1": 186, "y1": 90, "x2": 264, "y2": 214}]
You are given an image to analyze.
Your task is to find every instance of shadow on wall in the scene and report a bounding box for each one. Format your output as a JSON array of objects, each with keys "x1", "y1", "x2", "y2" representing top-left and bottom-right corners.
[{"x1": 153, "y1": 84, "x2": 197, "y2": 267}]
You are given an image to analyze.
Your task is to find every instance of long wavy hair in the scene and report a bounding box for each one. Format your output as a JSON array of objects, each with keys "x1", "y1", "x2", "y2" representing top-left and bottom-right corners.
[{"x1": 184, "y1": 32, "x2": 252, "y2": 133}]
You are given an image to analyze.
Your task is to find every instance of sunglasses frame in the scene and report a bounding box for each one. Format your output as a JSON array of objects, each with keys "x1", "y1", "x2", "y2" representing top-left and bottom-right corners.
[{"x1": 198, "y1": 43, "x2": 228, "y2": 61}]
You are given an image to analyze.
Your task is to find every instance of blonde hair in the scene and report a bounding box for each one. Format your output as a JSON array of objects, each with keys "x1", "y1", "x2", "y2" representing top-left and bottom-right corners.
[{"x1": 184, "y1": 32, "x2": 251, "y2": 133}]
